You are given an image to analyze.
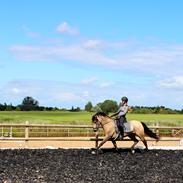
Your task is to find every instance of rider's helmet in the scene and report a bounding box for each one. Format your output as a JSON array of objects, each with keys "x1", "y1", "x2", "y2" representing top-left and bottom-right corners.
[{"x1": 121, "y1": 96, "x2": 128, "y2": 103}]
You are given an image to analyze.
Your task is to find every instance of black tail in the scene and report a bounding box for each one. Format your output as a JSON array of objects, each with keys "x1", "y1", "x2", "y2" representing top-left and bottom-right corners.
[{"x1": 141, "y1": 122, "x2": 159, "y2": 140}]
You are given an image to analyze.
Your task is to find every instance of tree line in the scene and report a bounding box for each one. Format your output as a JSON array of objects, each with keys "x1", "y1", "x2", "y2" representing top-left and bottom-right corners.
[
  {"x1": 85, "y1": 101, "x2": 183, "y2": 114},
  {"x1": 0, "y1": 96, "x2": 80, "y2": 111},
  {"x1": 0, "y1": 96, "x2": 183, "y2": 114}
]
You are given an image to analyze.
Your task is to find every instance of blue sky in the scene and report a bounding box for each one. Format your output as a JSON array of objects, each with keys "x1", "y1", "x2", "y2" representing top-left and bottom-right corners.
[{"x1": 0, "y1": 0, "x2": 183, "y2": 109}]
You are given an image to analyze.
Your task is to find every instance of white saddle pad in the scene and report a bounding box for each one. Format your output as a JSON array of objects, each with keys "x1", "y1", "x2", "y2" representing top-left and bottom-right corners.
[{"x1": 124, "y1": 122, "x2": 133, "y2": 133}]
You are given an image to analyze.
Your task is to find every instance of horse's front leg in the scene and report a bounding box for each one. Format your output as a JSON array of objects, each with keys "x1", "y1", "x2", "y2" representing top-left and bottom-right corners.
[
  {"x1": 92, "y1": 135, "x2": 111, "y2": 155},
  {"x1": 97, "y1": 135, "x2": 112, "y2": 150}
]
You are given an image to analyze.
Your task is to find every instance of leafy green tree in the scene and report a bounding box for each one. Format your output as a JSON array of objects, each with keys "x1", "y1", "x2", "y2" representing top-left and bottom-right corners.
[
  {"x1": 15, "y1": 106, "x2": 21, "y2": 111},
  {"x1": 5, "y1": 104, "x2": 13, "y2": 111},
  {"x1": 20, "y1": 96, "x2": 39, "y2": 111},
  {"x1": 0, "y1": 103, "x2": 6, "y2": 110},
  {"x1": 91, "y1": 104, "x2": 102, "y2": 112},
  {"x1": 76, "y1": 107, "x2": 81, "y2": 111},
  {"x1": 100, "y1": 100, "x2": 118, "y2": 114},
  {"x1": 71, "y1": 106, "x2": 75, "y2": 111},
  {"x1": 85, "y1": 101, "x2": 93, "y2": 112}
]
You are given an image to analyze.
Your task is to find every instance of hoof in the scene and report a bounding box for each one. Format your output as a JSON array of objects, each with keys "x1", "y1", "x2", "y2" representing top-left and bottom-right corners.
[
  {"x1": 91, "y1": 150, "x2": 96, "y2": 155},
  {"x1": 131, "y1": 149, "x2": 135, "y2": 154}
]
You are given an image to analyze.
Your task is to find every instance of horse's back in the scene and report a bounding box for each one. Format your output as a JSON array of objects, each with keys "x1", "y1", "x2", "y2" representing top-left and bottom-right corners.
[
  {"x1": 128, "y1": 120, "x2": 142, "y2": 126},
  {"x1": 128, "y1": 120, "x2": 144, "y2": 135},
  {"x1": 123, "y1": 120, "x2": 140, "y2": 133}
]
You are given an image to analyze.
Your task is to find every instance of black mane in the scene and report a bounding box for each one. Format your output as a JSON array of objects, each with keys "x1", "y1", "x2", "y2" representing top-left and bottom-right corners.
[
  {"x1": 92, "y1": 112, "x2": 107, "y2": 122},
  {"x1": 95, "y1": 112, "x2": 107, "y2": 116}
]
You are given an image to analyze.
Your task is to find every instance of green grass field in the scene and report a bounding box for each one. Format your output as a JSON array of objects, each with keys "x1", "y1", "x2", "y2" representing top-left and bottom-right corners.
[{"x1": 0, "y1": 111, "x2": 183, "y2": 126}]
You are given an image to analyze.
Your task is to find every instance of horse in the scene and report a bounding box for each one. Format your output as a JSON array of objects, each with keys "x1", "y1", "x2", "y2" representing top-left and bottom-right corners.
[{"x1": 92, "y1": 112, "x2": 159, "y2": 154}]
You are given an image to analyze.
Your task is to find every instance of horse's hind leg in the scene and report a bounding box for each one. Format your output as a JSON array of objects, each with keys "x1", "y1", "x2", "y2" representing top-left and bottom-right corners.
[
  {"x1": 141, "y1": 137, "x2": 148, "y2": 151},
  {"x1": 111, "y1": 139, "x2": 119, "y2": 153},
  {"x1": 128, "y1": 133, "x2": 139, "y2": 153}
]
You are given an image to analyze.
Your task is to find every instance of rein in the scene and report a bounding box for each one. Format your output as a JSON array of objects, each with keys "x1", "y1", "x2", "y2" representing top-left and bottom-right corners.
[
  {"x1": 94, "y1": 119, "x2": 111, "y2": 130},
  {"x1": 99, "y1": 116, "x2": 113, "y2": 128},
  {"x1": 93, "y1": 114, "x2": 114, "y2": 131}
]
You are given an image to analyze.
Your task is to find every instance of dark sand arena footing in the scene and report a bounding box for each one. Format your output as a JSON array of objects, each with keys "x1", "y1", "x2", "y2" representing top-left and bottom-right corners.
[{"x1": 0, "y1": 148, "x2": 183, "y2": 183}]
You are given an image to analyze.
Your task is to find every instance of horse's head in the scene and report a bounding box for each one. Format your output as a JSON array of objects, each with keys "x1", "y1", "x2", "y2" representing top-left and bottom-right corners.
[{"x1": 92, "y1": 112, "x2": 107, "y2": 132}]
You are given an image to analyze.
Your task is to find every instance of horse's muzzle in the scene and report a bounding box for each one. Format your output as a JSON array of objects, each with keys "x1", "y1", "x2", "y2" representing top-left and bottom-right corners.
[{"x1": 93, "y1": 128, "x2": 98, "y2": 132}]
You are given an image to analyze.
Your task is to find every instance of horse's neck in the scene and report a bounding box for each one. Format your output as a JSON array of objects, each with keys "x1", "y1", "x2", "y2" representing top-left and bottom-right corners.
[{"x1": 101, "y1": 117, "x2": 112, "y2": 126}]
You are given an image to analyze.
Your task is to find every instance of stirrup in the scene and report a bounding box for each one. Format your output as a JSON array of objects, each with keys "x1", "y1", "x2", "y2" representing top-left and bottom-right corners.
[{"x1": 114, "y1": 133, "x2": 122, "y2": 140}]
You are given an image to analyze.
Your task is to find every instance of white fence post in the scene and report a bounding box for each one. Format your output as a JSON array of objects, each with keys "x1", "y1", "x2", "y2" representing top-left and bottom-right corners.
[
  {"x1": 25, "y1": 121, "x2": 29, "y2": 140},
  {"x1": 180, "y1": 138, "x2": 183, "y2": 146},
  {"x1": 156, "y1": 122, "x2": 159, "y2": 136},
  {"x1": 10, "y1": 126, "x2": 13, "y2": 138}
]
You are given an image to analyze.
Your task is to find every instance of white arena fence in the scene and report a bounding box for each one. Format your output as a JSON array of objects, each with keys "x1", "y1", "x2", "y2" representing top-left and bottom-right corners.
[
  {"x1": 0, "y1": 121, "x2": 183, "y2": 140},
  {"x1": 1, "y1": 122, "x2": 183, "y2": 148},
  {"x1": 1, "y1": 121, "x2": 183, "y2": 137}
]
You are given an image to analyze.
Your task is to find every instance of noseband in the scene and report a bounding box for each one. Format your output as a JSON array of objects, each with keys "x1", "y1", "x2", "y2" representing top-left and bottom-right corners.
[{"x1": 93, "y1": 120, "x2": 99, "y2": 132}]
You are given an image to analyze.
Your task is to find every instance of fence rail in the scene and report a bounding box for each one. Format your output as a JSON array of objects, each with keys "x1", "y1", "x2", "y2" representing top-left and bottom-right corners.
[
  {"x1": 1, "y1": 122, "x2": 183, "y2": 148},
  {"x1": 0, "y1": 121, "x2": 183, "y2": 140}
]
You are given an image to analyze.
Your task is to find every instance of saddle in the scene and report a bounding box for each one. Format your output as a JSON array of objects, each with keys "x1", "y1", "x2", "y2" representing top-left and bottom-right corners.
[
  {"x1": 123, "y1": 122, "x2": 133, "y2": 133},
  {"x1": 114, "y1": 119, "x2": 133, "y2": 135}
]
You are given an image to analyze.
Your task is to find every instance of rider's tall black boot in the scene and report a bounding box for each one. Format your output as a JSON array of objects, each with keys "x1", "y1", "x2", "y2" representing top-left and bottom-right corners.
[{"x1": 118, "y1": 126, "x2": 124, "y2": 139}]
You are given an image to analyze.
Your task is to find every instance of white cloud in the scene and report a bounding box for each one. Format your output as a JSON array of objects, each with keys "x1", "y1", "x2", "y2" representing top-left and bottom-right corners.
[
  {"x1": 0, "y1": 80, "x2": 43, "y2": 98},
  {"x1": 0, "y1": 80, "x2": 94, "y2": 107},
  {"x1": 57, "y1": 22, "x2": 78, "y2": 35},
  {"x1": 10, "y1": 40, "x2": 183, "y2": 78},
  {"x1": 1, "y1": 79, "x2": 183, "y2": 109},
  {"x1": 10, "y1": 44, "x2": 117, "y2": 66},
  {"x1": 83, "y1": 39, "x2": 104, "y2": 50},
  {"x1": 158, "y1": 76, "x2": 183, "y2": 89},
  {"x1": 27, "y1": 32, "x2": 40, "y2": 38},
  {"x1": 82, "y1": 91, "x2": 90, "y2": 97},
  {"x1": 12, "y1": 87, "x2": 21, "y2": 94},
  {"x1": 81, "y1": 77, "x2": 97, "y2": 85},
  {"x1": 8, "y1": 24, "x2": 183, "y2": 80},
  {"x1": 99, "y1": 82, "x2": 113, "y2": 88},
  {"x1": 7, "y1": 24, "x2": 183, "y2": 109},
  {"x1": 21, "y1": 25, "x2": 40, "y2": 38},
  {"x1": 55, "y1": 92, "x2": 78, "y2": 102}
]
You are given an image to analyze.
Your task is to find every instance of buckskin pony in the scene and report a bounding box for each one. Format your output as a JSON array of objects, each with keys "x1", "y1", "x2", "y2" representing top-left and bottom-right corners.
[{"x1": 92, "y1": 112, "x2": 159, "y2": 154}]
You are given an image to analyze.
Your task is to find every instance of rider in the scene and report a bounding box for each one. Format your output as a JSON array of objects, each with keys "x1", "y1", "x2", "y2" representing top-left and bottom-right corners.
[{"x1": 110, "y1": 96, "x2": 129, "y2": 139}]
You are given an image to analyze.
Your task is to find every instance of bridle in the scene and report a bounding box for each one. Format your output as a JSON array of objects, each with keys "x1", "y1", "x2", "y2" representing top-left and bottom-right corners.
[
  {"x1": 93, "y1": 115, "x2": 112, "y2": 132},
  {"x1": 93, "y1": 120, "x2": 100, "y2": 132}
]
